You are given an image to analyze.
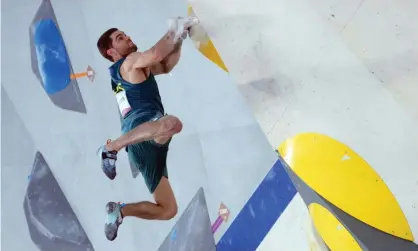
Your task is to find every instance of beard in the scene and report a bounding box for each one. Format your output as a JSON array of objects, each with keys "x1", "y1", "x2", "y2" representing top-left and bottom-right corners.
[
  {"x1": 130, "y1": 44, "x2": 138, "y2": 52},
  {"x1": 121, "y1": 45, "x2": 138, "y2": 58}
]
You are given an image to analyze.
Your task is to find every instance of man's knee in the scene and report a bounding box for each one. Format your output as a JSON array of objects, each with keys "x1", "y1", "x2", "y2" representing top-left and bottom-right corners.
[
  {"x1": 160, "y1": 204, "x2": 178, "y2": 220},
  {"x1": 160, "y1": 115, "x2": 183, "y2": 136}
]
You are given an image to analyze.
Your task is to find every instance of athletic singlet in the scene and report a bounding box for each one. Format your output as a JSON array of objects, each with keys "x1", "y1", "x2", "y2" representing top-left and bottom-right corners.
[{"x1": 108, "y1": 57, "x2": 164, "y2": 119}]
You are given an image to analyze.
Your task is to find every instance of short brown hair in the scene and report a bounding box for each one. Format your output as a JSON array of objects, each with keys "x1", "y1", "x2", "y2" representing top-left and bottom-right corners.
[{"x1": 97, "y1": 28, "x2": 118, "y2": 61}]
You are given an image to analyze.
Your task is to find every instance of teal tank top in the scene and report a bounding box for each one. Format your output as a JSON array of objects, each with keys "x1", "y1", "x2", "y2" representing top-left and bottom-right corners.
[{"x1": 108, "y1": 57, "x2": 164, "y2": 120}]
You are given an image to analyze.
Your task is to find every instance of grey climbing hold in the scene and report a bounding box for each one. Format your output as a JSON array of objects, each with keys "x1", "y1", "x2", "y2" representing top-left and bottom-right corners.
[
  {"x1": 158, "y1": 187, "x2": 216, "y2": 251},
  {"x1": 23, "y1": 151, "x2": 95, "y2": 251}
]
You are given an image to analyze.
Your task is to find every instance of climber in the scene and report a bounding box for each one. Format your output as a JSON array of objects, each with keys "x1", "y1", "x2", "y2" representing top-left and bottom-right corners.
[{"x1": 96, "y1": 16, "x2": 199, "y2": 241}]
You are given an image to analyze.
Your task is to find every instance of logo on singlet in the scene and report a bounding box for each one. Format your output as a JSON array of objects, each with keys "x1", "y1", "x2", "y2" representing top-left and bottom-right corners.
[{"x1": 113, "y1": 83, "x2": 124, "y2": 94}]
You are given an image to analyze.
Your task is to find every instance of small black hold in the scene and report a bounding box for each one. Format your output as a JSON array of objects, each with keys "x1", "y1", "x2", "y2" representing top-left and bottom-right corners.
[{"x1": 331, "y1": 14, "x2": 335, "y2": 18}]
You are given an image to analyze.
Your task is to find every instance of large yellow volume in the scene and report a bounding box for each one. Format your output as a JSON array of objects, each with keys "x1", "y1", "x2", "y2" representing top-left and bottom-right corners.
[
  {"x1": 277, "y1": 132, "x2": 413, "y2": 241},
  {"x1": 187, "y1": 5, "x2": 229, "y2": 72}
]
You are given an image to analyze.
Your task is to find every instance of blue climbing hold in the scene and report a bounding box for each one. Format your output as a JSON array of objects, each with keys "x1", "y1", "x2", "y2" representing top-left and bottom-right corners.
[{"x1": 33, "y1": 18, "x2": 71, "y2": 94}]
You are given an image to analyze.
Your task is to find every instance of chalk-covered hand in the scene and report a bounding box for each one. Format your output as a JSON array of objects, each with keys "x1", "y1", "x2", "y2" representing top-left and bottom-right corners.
[
  {"x1": 167, "y1": 16, "x2": 199, "y2": 42},
  {"x1": 181, "y1": 16, "x2": 199, "y2": 30}
]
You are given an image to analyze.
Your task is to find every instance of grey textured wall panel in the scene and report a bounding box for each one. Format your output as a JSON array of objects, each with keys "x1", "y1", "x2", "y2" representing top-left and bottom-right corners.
[
  {"x1": 158, "y1": 187, "x2": 216, "y2": 251},
  {"x1": 24, "y1": 151, "x2": 94, "y2": 251}
]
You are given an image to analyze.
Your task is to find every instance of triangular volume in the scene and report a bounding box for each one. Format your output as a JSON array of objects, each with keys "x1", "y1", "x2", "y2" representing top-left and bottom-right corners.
[
  {"x1": 158, "y1": 187, "x2": 216, "y2": 251},
  {"x1": 24, "y1": 151, "x2": 95, "y2": 251}
]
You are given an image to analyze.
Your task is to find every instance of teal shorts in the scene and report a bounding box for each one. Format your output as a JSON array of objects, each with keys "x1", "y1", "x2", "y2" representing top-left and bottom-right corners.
[{"x1": 121, "y1": 110, "x2": 171, "y2": 194}]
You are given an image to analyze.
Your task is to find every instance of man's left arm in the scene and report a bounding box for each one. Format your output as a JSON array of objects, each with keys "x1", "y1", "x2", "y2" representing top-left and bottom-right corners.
[{"x1": 150, "y1": 40, "x2": 183, "y2": 75}]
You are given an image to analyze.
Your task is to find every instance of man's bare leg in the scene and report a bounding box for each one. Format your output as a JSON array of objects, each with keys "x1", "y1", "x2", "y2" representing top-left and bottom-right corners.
[
  {"x1": 98, "y1": 115, "x2": 182, "y2": 180},
  {"x1": 106, "y1": 115, "x2": 182, "y2": 152},
  {"x1": 121, "y1": 177, "x2": 177, "y2": 220},
  {"x1": 103, "y1": 133, "x2": 178, "y2": 241},
  {"x1": 117, "y1": 132, "x2": 177, "y2": 220}
]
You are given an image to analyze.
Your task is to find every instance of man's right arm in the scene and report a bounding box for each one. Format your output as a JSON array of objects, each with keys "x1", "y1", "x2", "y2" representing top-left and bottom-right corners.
[
  {"x1": 129, "y1": 30, "x2": 179, "y2": 69},
  {"x1": 128, "y1": 16, "x2": 199, "y2": 70}
]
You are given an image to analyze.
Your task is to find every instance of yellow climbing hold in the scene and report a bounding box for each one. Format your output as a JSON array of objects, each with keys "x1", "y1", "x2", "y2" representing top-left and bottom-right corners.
[
  {"x1": 277, "y1": 132, "x2": 414, "y2": 241},
  {"x1": 187, "y1": 5, "x2": 229, "y2": 72}
]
